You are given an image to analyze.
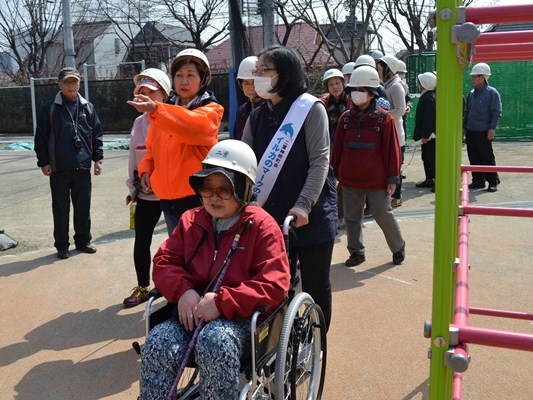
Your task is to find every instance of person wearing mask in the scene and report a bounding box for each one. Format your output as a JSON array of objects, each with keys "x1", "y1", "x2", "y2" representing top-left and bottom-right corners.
[
  {"x1": 242, "y1": 45, "x2": 337, "y2": 332},
  {"x1": 128, "y1": 49, "x2": 224, "y2": 235},
  {"x1": 414, "y1": 72, "x2": 437, "y2": 191},
  {"x1": 377, "y1": 55, "x2": 407, "y2": 208},
  {"x1": 463, "y1": 63, "x2": 502, "y2": 192},
  {"x1": 233, "y1": 56, "x2": 264, "y2": 140},
  {"x1": 139, "y1": 140, "x2": 290, "y2": 399},
  {"x1": 123, "y1": 68, "x2": 171, "y2": 307},
  {"x1": 320, "y1": 68, "x2": 348, "y2": 229},
  {"x1": 34, "y1": 67, "x2": 103, "y2": 260},
  {"x1": 332, "y1": 66, "x2": 406, "y2": 267}
]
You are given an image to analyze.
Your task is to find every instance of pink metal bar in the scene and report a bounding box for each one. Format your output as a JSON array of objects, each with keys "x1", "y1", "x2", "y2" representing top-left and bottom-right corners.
[
  {"x1": 466, "y1": 4, "x2": 533, "y2": 24},
  {"x1": 476, "y1": 43, "x2": 533, "y2": 54},
  {"x1": 461, "y1": 205, "x2": 533, "y2": 218},
  {"x1": 454, "y1": 216, "x2": 470, "y2": 327},
  {"x1": 452, "y1": 372, "x2": 463, "y2": 400},
  {"x1": 470, "y1": 307, "x2": 533, "y2": 321},
  {"x1": 477, "y1": 30, "x2": 533, "y2": 45},
  {"x1": 461, "y1": 165, "x2": 533, "y2": 173},
  {"x1": 452, "y1": 324, "x2": 533, "y2": 351},
  {"x1": 473, "y1": 53, "x2": 533, "y2": 62}
]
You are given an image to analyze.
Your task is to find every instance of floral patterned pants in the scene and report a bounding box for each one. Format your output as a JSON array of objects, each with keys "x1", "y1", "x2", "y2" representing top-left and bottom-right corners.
[{"x1": 140, "y1": 317, "x2": 250, "y2": 399}]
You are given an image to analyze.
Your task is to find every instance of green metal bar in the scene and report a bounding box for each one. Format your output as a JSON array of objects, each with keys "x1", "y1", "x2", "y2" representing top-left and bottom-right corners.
[{"x1": 429, "y1": 0, "x2": 463, "y2": 398}]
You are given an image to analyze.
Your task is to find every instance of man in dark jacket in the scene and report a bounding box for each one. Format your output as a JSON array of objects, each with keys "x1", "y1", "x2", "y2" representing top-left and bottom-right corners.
[
  {"x1": 34, "y1": 67, "x2": 103, "y2": 259},
  {"x1": 414, "y1": 72, "x2": 437, "y2": 190}
]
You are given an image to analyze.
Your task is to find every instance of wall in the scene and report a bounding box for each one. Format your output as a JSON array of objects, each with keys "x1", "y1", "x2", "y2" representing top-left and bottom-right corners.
[{"x1": 0, "y1": 74, "x2": 230, "y2": 134}]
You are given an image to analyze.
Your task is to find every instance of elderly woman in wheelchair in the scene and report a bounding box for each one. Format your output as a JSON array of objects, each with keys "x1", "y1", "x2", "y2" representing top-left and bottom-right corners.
[{"x1": 139, "y1": 140, "x2": 291, "y2": 399}]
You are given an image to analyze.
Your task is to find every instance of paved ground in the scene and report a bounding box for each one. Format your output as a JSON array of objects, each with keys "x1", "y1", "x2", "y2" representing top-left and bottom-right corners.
[{"x1": 1, "y1": 141, "x2": 532, "y2": 399}]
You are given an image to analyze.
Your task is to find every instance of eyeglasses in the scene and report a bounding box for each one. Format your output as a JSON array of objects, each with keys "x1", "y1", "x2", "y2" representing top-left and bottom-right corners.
[
  {"x1": 252, "y1": 66, "x2": 277, "y2": 76},
  {"x1": 198, "y1": 185, "x2": 234, "y2": 200}
]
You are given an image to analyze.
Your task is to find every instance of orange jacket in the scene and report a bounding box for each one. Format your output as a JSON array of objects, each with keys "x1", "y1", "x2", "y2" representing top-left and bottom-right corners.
[{"x1": 138, "y1": 98, "x2": 223, "y2": 200}]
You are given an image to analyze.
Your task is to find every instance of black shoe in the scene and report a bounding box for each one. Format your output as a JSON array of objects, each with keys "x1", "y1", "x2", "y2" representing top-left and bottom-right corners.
[
  {"x1": 468, "y1": 181, "x2": 485, "y2": 189},
  {"x1": 392, "y1": 244, "x2": 405, "y2": 265},
  {"x1": 487, "y1": 185, "x2": 498, "y2": 193},
  {"x1": 57, "y1": 249, "x2": 70, "y2": 259},
  {"x1": 416, "y1": 179, "x2": 434, "y2": 188},
  {"x1": 76, "y1": 244, "x2": 97, "y2": 254},
  {"x1": 431, "y1": 185, "x2": 435, "y2": 193},
  {"x1": 345, "y1": 253, "x2": 365, "y2": 267}
]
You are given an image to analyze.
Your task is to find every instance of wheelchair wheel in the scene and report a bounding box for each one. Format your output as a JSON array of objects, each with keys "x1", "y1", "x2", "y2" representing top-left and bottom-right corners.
[
  {"x1": 274, "y1": 292, "x2": 327, "y2": 400},
  {"x1": 174, "y1": 366, "x2": 200, "y2": 399}
]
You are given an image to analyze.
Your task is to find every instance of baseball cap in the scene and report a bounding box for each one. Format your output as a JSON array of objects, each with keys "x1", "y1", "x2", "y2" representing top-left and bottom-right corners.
[
  {"x1": 58, "y1": 67, "x2": 80, "y2": 81},
  {"x1": 133, "y1": 78, "x2": 161, "y2": 95}
]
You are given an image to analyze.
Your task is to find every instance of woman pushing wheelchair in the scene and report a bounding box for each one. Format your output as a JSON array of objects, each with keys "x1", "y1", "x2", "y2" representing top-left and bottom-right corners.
[{"x1": 140, "y1": 140, "x2": 291, "y2": 399}]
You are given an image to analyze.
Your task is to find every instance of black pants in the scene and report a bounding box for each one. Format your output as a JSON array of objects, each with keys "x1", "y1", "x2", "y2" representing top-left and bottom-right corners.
[
  {"x1": 465, "y1": 129, "x2": 499, "y2": 185},
  {"x1": 289, "y1": 240, "x2": 334, "y2": 332},
  {"x1": 421, "y1": 139, "x2": 436, "y2": 181},
  {"x1": 134, "y1": 198, "x2": 162, "y2": 287},
  {"x1": 50, "y1": 170, "x2": 92, "y2": 251}
]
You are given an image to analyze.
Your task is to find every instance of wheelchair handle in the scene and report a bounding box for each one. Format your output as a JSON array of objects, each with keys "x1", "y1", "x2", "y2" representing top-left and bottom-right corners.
[{"x1": 282, "y1": 215, "x2": 296, "y2": 236}]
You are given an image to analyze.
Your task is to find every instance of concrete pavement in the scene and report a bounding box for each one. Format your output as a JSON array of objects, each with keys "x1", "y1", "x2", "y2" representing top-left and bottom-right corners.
[{"x1": 1, "y1": 141, "x2": 532, "y2": 399}]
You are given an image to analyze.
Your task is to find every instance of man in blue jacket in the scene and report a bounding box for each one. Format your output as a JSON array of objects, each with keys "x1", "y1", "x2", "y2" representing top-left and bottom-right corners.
[
  {"x1": 34, "y1": 67, "x2": 104, "y2": 259},
  {"x1": 463, "y1": 63, "x2": 502, "y2": 192}
]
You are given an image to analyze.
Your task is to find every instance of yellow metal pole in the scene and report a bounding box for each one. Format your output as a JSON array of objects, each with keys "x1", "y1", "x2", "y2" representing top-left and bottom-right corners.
[{"x1": 429, "y1": 0, "x2": 463, "y2": 398}]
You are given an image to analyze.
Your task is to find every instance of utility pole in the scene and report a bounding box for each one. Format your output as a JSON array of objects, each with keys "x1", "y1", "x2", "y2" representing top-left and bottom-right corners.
[
  {"x1": 62, "y1": 0, "x2": 76, "y2": 67},
  {"x1": 262, "y1": 0, "x2": 276, "y2": 47}
]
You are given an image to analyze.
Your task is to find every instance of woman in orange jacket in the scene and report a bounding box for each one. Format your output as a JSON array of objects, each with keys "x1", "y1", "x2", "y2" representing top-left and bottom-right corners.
[{"x1": 128, "y1": 49, "x2": 224, "y2": 235}]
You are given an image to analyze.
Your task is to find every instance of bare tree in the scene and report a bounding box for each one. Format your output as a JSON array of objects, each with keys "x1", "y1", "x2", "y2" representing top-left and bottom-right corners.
[
  {"x1": 160, "y1": 0, "x2": 229, "y2": 50},
  {"x1": 279, "y1": 0, "x2": 381, "y2": 67},
  {"x1": 0, "y1": 0, "x2": 63, "y2": 82}
]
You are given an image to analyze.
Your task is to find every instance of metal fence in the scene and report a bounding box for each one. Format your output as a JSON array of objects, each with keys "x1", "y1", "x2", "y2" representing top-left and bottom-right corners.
[{"x1": 406, "y1": 52, "x2": 533, "y2": 142}]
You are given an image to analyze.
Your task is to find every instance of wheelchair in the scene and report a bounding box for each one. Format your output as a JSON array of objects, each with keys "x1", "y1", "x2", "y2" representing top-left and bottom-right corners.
[{"x1": 133, "y1": 216, "x2": 327, "y2": 399}]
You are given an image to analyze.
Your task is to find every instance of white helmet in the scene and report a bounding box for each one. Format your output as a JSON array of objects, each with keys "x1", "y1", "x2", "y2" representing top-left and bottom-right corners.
[
  {"x1": 341, "y1": 62, "x2": 356, "y2": 76},
  {"x1": 379, "y1": 55, "x2": 400, "y2": 74},
  {"x1": 397, "y1": 60, "x2": 407, "y2": 74},
  {"x1": 370, "y1": 50, "x2": 384, "y2": 60},
  {"x1": 354, "y1": 54, "x2": 376, "y2": 68},
  {"x1": 190, "y1": 139, "x2": 258, "y2": 205},
  {"x1": 171, "y1": 48, "x2": 211, "y2": 86},
  {"x1": 348, "y1": 65, "x2": 381, "y2": 88},
  {"x1": 322, "y1": 68, "x2": 345, "y2": 83},
  {"x1": 470, "y1": 63, "x2": 491, "y2": 80},
  {"x1": 133, "y1": 68, "x2": 172, "y2": 97},
  {"x1": 418, "y1": 72, "x2": 437, "y2": 91},
  {"x1": 202, "y1": 140, "x2": 257, "y2": 184},
  {"x1": 237, "y1": 56, "x2": 258, "y2": 80}
]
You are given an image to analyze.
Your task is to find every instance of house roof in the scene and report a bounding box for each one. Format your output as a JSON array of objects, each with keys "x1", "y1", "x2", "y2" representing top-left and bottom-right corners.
[{"x1": 206, "y1": 22, "x2": 337, "y2": 73}]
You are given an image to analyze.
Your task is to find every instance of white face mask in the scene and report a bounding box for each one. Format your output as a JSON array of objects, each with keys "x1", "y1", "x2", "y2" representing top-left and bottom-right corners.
[
  {"x1": 254, "y1": 75, "x2": 277, "y2": 100},
  {"x1": 351, "y1": 91, "x2": 369, "y2": 105}
]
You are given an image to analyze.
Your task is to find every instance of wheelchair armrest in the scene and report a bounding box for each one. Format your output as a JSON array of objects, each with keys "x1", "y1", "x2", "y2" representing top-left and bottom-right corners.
[{"x1": 148, "y1": 288, "x2": 161, "y2": 299}]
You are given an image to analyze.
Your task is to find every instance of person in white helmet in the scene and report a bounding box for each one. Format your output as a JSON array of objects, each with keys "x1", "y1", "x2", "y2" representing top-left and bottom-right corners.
[
  {"x1": 463, "y1": 62, "x2": 502, "y2": 192},
  {"x1": 332, "y1": 65, "x2": 405, "y2": 267},
  {"x1": 123, "y1": 68, "x2": 171, "y2": 307},
  {"x1": 233, "y1": 56, "x2": 264, "y2": 140},
  {"x1": 341, "y1": 61, "x2": 356, "y2": 82},
  {"x1": 377, "y1": 55, "x2": 407, "y2": 208},
  {"x1": 320, "y1": 68, "x2": 348, "y2": 229},
  {"x1": 140, "y1": 140, "x2": 290, "y2": 400},
  {"x1": 414, "y1": 72, "x2": 437, "y2": 191},
  {"x1": 128, "y1": 48, "x2": 224, "y2": 234}
]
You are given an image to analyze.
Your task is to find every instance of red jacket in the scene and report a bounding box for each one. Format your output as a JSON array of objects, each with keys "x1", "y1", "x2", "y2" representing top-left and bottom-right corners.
[
  {"x1": 153, "y1": 206, "x2": 291, "y2": 320},
  {"x1": 332, "y1": 106, "x2": 401, "y2": 190}
]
